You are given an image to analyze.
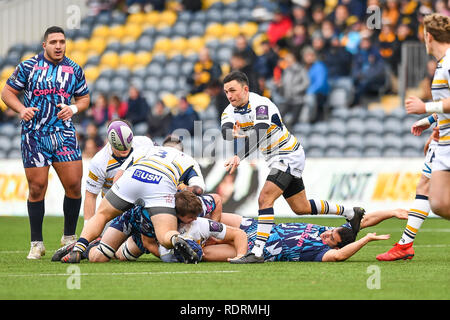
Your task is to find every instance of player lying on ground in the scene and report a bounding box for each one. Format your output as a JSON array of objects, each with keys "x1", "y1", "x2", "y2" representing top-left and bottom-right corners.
[
  {"x1": 52, "y1": 191, "x2": 238, "y2": 263},
  {"x1": 162, "y1": 208, "x2": 406, "y2": 263}
]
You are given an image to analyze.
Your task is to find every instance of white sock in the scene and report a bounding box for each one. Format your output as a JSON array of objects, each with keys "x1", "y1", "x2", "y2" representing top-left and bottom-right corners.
[{"x1": 399, "y1": 195, "x2": 430, "y2": 245}]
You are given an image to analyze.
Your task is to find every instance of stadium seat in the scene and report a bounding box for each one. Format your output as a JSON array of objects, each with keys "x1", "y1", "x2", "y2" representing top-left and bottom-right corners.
[
  {"x1": 206, "y1": 8, "x2": 223, "y2": 23},
  {"x1": 144, "y1": 76, "x2": 161, "y2": 91},
  {"x1": 188, "y1": 93, "x2": 211, "y2": 112},
  {"x1": 326, "y1": 134, "x2": 346, "y2": 150},
  {"x1": 346, "y1": 118, "x2": 365, "y2": 135},
  {"x1": 0, "y1": 135, "x2": 13, "y2": 152},
  {"x1": 307, "y1": 133, "x2": 327, "y2": 150},
  {"x1": 7, "y1": 148, "x2": 21, "y2": 159},
  {"x1": 324, "y1": 147, "x2": 344, "y2": 158},
  {"x1": 344, "y1": 133, "x2": 364, "y2": 150},
  {"x1": 402, "y1": 135, "x2": 425, "y2": 151},
  {"x1": 402, "y1": 146, "x2": 422, "y2": 157},
  {"x1": 146, "y1": 62, "x2": 164, "y2": 78},
  {"x1": 382, "y1": 147, "x2": 402, "y2": 157},
  {"x1": 383, "y1": 133, "x2": 403, "y2": 150},
  {"x1": 180, "y1": 61, "x2": 194, "y2": 76},
  {"x1": 94, "y1": 77, "x2": 112, "y2": 93},
  {"x1": 310, "y1": 122, "x2": 330, "y2": 136},
  {"x1": 364, "y1": 118, "x2": 384, "y2": 135},
  {"x1": 134, "y1": 51, "x2": 152, "y2": 68},
  {"x1": 137, "y1": 35, "x2": 154, "y2": 52},
  {"x1": 343, "y1": 146, "x2": 363, "y2": 157},
  {"x1": 172, "y1": 22, "x2": 189, "y2": 38},
  {"x1": 307, "y1": 146, "x2": 325, "y2": 158},
  {"x1": 362, "y1": 147, "x2": 382, "y2": 157},
  {"x1": 100, "y1": 51, "x2": 120, "y2": 69},
  {"x1": 0, "y1": 123, "x2": 17, "y2": 138},
  {"x1": 160, "y1": 76, "x2": 179, "y2": 92},
  {"x1": 326, "y1": 120, "x2": 347, "y2": 136},
  {"x1": 363, "y1": 134, "x2": 385, "y2": 150}
]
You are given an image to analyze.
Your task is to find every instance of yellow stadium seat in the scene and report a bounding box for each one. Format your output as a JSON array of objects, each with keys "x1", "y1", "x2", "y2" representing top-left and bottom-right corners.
[
  {"x1": 135, "y1": 51, "x2": 152, "y2": 66},
  {"x1": 92, "y1": 25, "x2": 110, "y2": 38},
  {"x1": 223, "y1": 22, "x2": 241, "y2": 38},
  {"x1": 187, "y1": 37, "x2": 205, "y2": 52},
  {"x1": 240, "y1": 22, "x2": 259, "y2": 38},
  {"x1": 162, "y1": 93, "x2": 179, "y2": 109},
  {"x1": 159, "y1": 10, "x2": 177, "y2": 26},
  {"x1": 65, "y1": 39, "x2": 74, "y2": 53},
  {"x1": 119, "y1": 52, "x2": 137, "y2": 68},
  {"x1": 124, "y1": 23, "x2": 143, "y2": 39},
  {"x1": 188, "y1": 92, "x2": 211, "y2": 112},
  {"x1": 171, "y1": 37, "x2": 188, "y2": 53},
  {"x1": 109, "y1": 25, "x2": 126, "y2": 40},
  {"x1": 127, "y1": 12, "x2": 146, "y2": 25},
  {"x1": 252, "y1": 33, "x2": 268, "y2": 55},
  {"x1": 21, "y1": 52, "x2": 36, "y2": 62},
  {"x1": 100, "y1": 51, "x2": 120, "y2": 69},
  {"x1": 88, "y1": 37, "x2": 107, "y2": 55},
  {"x1": 222, "y1": 0, "x2": 237, "y2": 4},
  {"x1": 1, "y1": 66, "x2": 15, "y2": 81},
  {"x1": 206, "y1": 23, "x2": 224, "y2": 38},
  {"x1": 153, "y1": 37, "x2": 172, "y2": 53},
  {"x1": 68, "y1": 50, "x2": 87, "y2": 66},
  {"x1": 203, "y1": 0, "x2": 220, "y2": 9},
  {"x1": 73, "y1": 38, "x2": 90, "y2": 52},
  {"x1": 144, "y1": 11, "x2": 160, "y2": 25},
  {"x1": 84, "y1": 65, "x2": 100, "y2": 83}
]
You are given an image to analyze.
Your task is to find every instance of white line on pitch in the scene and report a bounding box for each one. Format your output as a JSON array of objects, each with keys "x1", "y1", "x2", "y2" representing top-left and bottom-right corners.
[{"x1": 2, "y1": 270, "x2": 241, "y2": 277}]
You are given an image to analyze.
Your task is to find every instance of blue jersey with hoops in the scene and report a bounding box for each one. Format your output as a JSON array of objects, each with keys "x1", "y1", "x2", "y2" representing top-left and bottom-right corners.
[{"x1": 6, "y1": 52, "x2": 89, "y2": 134}]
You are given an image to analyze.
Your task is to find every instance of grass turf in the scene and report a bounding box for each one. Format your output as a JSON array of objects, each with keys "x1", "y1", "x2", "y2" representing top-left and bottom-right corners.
[{"x1": 1, "y1": 216, "x2": 449, "y2": 300}]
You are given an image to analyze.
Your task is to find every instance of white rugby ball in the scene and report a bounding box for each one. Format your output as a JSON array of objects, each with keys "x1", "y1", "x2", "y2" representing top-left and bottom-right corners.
[{"x1": 107, "y1": 121, "x2": 133, "y2": 151}]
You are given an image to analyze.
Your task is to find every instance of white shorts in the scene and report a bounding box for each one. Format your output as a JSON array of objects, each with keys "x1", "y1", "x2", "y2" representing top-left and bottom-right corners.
[
  {"x1": 110, "y1": 164, "x2": 177, "y2": 209},
  {"x1": 433, "y1": 144, "x2": 450, "y2": 172},
  {"x1": 266, "y1": 147, "x2": 305, "y2": 179},
  {"x1": 422, "y1": 141, "x2": 437, "y2": 178}
]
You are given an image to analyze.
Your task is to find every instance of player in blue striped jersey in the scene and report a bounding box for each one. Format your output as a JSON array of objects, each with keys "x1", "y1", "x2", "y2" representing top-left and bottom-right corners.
[{"x1": 1, "y1": 26, "x2": 90, "y2": 259}]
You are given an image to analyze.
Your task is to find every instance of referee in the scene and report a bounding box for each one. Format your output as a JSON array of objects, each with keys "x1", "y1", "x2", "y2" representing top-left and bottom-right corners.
[{"x1": 1, "y1": 26, "x2": 90, "y2": 259}]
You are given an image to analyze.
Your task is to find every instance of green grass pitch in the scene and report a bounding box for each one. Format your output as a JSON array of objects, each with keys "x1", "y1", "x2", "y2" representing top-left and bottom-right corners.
[{"x1": 1, "y1": 216, "x2": 449, "y2": 301}]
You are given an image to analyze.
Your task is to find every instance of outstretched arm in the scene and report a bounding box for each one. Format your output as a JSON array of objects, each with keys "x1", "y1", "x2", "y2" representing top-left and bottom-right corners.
[
  {"x1": 322, "y1": 233, "x2": 390, "y2": 262},
  {"x1": 360, "y1": 208, "x2": 407, "y2": 229}
]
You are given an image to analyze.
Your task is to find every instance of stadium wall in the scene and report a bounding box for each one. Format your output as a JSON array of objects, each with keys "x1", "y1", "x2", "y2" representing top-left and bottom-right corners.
[
  {"x1": 0, "y1": 158, "x2": 440, "y2": 218},
  {"x1": 0, "y1": 0, "x2": 87, "y2": 56}
]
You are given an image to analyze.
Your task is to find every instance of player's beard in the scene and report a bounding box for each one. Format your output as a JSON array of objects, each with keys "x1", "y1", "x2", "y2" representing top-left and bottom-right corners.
[{"x1": 46, "y1": 47, "x2": 65, "y2": 64}]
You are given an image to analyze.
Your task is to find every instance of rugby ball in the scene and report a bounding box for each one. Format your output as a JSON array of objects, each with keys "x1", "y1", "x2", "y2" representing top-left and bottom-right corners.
[{"x1": 107, "y1": 121, "x2": 133, "y2": 151}]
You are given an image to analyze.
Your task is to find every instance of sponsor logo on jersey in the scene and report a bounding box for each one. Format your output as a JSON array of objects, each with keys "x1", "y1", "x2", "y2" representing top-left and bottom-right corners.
[
  {"x1": 255, "y1": 105, "x2": 269, "y2": 120},
  {"x1": 132, "y1": 169, "x2": 162, "y2": 184}
]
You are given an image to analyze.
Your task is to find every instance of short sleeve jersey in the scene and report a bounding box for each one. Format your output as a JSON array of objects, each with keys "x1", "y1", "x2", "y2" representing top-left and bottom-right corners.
[{"x1": 6, "y1": 53, "x2": 89, "y2": 134}]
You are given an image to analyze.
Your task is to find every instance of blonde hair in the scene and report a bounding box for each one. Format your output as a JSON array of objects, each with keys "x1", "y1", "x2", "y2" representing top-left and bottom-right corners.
[{"x1": 423, "y1": 13, "x2": 450, "y2": 43}]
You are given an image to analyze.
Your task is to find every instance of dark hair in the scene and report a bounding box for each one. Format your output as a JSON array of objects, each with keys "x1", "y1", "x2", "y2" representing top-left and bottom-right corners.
[
  {"x1": 175, "y1": 190, "x2": 203, "y2": 217},
  {"x1": 335, "y1": 227, "x2": 356, "y2": 248},
  {"x1": 163, "y1": 134, "x2": 183, "y2": 151},
  {"x1": 44, "y1": 26, "x2": 65, "y2": 41},
  {"x1": 223, "y1": 71, "x2": 249, "y2": 86}
]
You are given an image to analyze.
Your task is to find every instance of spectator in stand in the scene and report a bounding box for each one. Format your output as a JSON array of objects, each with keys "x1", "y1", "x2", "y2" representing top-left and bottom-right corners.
[
  {"x1": 179, "y1": 0, "x2": 202, "y2": 12},
  {"x1": 147, "y1": 100, "x2": 172, "y2": 139},
  {"x1": 378, "y1": 22, "x2": 397, "y2": 72},
  {"x1": 205, "y1": 79, "x2": 229, "y2": 116},
  {"x1": 0, "y1": 104, "x2": 19, "y2": 125},
  {"x1": 232, "y1": 34, "x2": 258, "y2": 69},
  {"x1": 302, "y1": 46, "x2": 330, "y2": 123},
  {"x1": 290, "y1": 4, "x2": 310, "y2": 25},
  {"x1": 286, "y1": 23, "x2": 310, "y2": 60},
  {"x1": 311, "y1": 31, "x2": 328, "y2": 61},
  {"x1": 340, "y1": 0, "x2": 366, "y2": 20},
  {"x1": 324, "y1": 35, "x2": 354, "y2": 99},
  {"x1": 85, "y1": 122, "x2": 104, "y2": 149},
  {"x1": 435, "y1": 0, "x2": 450, "y2": 16},
  {"x1": 127, "y1": 85, "x2": 149, "y2": 126},
  {"x1": 188, "y1": 47, "x2": 222, "y2": 94},
  {"x1": 107, "y1": 95, "x2": 128, "y2": 121},
  {"x1": 308, "y1": 5, "x2": 326, "y2": 36},
  {"x1": 82, "y1": 138, "x2": 99, "y2": 159},
  {"x1": 229, "y1": 52, "x2": 260, "y2": 94},
  {"x1": 169, "y1": 97, "x2": 199, "y2": 136},
  {"x1": 399, "y1": 0, "x2": 420, "y2": 31},
  {"x1": 89, "y1": 93, "x2": 108, "y2": 127},
  {"x1": 267, "y1": 9, "x2": 293, "y2": 46},
  {"x1": 253, "y1": 40, "x2": 279, "y2": 80},
  {"x1": 339, "y1": 16, "x2": 362, "y2": 55},
  {"x1": 275, "y1": 50, "x2": 309, "y2": 127},
  {"x1": 351, "y1": 37, "x2": 387, "y2": 106},
  {"x1": 331, "y1": 4, "x2": 350, "y2": 35},
  {"x1": 382, "y1": 0, "x2": 401, "y2": 26},
  {"x1": 321, "y1": 19, "x2": 338, "y2": 45}
]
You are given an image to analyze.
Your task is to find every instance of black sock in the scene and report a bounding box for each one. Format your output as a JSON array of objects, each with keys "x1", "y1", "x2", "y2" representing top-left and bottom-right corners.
[
  {"x1": 28, "y1": 200, "x2": 45, "y2": 242},
  {"x1": 63, "y1": 196, "x2": 82, "y2": 236}
]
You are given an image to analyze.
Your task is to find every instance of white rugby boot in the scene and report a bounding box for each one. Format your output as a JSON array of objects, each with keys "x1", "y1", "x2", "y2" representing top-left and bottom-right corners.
[{"x1": 27, "y1": 241, "x2": 46, "y2": 260}]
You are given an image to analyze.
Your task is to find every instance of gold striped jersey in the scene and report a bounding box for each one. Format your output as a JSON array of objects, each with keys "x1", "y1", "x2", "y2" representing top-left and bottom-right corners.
[
  {"x1": 85, "y1": 136, "x2": 154, "y2": 197},
  {"x1": 221, "y1": 92, "x2": 301, "y2": 160},
  {"x1": 432, "y1": 48, "x2": 450, "y2": 146},
  {"x1": 131, "y1": 146, "x2": 205, "y2": 190}
]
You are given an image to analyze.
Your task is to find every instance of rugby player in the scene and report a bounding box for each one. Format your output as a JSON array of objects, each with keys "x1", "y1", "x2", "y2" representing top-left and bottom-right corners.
[
  {"x1": 1, "y1": 26, "x2": 90, "y2": 259},
  {"x1": 220, "y1": 71, "x2": 365, "y2": 263},
  {"x1": 404, "y1": 13, "x2": 450, "y2": 219}
]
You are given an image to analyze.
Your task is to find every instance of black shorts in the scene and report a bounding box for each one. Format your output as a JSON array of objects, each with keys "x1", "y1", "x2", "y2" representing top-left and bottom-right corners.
[{"x1": 266, "y1": 168, "x2": 305, "y2": 199}]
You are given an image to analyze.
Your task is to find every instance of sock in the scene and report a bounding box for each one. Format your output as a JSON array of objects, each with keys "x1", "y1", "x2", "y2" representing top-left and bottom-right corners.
[
  {"x1": 309, "y1": 199, "x2": 354, "y2": 220},
  {"x1": 63, "y1": 196, "x2": 81, "y2": 236},
  {"x1": 73, "y1": 237, "x2": 89, "y2": 253},
  {"x1": 28, "y1": 200, "x2": 45, "y2": 242},
  {"x1": 399, "y1": 195, "x2": 430, "y2": 245},
  {"x1": 251, "y1": 208, "x2": 274, "y2": 257},
  {"x1": 83, "y1": 241, "x2": 100, "y2": 260}
]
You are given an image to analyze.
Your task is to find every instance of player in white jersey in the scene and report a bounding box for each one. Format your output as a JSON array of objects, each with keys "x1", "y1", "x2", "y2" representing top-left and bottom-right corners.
[
  {"x1": 220, "y1": 71, "x2": 365, "y2": 263},
  {"x1": 377, "y1": 114, "x2": 438, "y2": 260},
  {"x1": 60, "y1": 145, "x2": 206, "y2": 263},
  {"x1": 404, "y1": 13, "x2": 450, "y2": 220},
  {"x1": 84, "y1": 119, "x2": 155, "y2": 223}
]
